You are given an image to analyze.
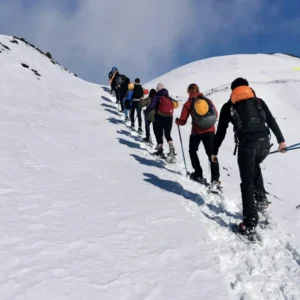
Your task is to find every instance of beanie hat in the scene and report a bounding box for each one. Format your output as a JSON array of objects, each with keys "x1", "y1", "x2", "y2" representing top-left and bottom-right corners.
[
  {"x1": 156, "y1": 83, "x2": 165, "y2": 92},
  {"x1": 231, "y1": 77, "x2": 249, "y2": 90},
  {"x1": 135, "y1": 78, "x2": 140, "y2": 83}
]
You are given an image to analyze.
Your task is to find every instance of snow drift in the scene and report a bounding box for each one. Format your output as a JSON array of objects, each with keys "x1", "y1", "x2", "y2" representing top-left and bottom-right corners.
[{"x1": 1, "y1": 34, "x2": 300, "y2": 299}]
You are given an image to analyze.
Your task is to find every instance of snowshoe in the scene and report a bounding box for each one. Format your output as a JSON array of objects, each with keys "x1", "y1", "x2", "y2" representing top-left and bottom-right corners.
[
  {"x1": 231, "y1": 222, "x2": 260, "y2": 244},
  {"x1": 130, "y1": 124, "x2": 135, "y2": 131},
  {"x1": 142, "y1": 138, "x2": 153, "y2": 146},
  {"x1": 152, "y1": 147, "x2": 166, "y2": 159},
  {"x1": 189, "y1": 172, "x2": 210, "y2": 187},
  {"x1": 166, "y1": 146, "x2": 176, "y2": 164},
  {"x1": 137, "y1": 127, "x2": 143, "y2": 135},
  {"x1": 208, "y1": 180, "x2": 223, "y2": 194}
]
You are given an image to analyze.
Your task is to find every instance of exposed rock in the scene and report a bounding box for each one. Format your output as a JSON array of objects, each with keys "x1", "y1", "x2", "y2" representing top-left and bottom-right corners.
[
  {"x1": 21, "y1": 63, "x2": 29, "y2": 68},
  {"x1": 46, "y1": 52, "x2": 52, "y2": 59}
]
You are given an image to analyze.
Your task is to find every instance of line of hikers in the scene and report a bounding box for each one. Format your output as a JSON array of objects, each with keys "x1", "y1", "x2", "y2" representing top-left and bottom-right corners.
[{"x1": 108, "y1": 67, "x2": 287, "y2": 238}]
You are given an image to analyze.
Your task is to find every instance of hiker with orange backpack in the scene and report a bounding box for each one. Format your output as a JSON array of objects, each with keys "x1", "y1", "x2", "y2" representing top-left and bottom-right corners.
[
  {"x1": 144, "y1": 83, "x2": 176, "y2": 162},
  {"x1": 176, "y1": 83, "x2": 220, "y2": 190},
  {"x1": 211, "y1": 77, "x2": 287, "y2": 239}
]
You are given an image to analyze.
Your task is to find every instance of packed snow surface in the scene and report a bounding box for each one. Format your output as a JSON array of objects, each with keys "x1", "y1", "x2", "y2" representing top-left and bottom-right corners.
[{"x1": 1, "y1": 34, "x2": 300, "y2": 299}]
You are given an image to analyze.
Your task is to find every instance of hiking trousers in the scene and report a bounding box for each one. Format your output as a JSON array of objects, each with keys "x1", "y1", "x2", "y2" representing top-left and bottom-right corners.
[
  {"x1": 116, "y1": 90, "x2": 126, "y2": 110},
  {"x1": 189, "y1": 132, "x2": 220, "y2": 182},
  {"x1": 130, "y1": 101, "x2": 142, "y2": 128},
  {"x1": 145, "y1": 119, "x2": 158, "y2": 142},
  {"x1": 238, "y1": 137, "x2": 270, "y2": 225},
  {"x1": 155, "y1": 114, "x2": 173, "y2": 145}
]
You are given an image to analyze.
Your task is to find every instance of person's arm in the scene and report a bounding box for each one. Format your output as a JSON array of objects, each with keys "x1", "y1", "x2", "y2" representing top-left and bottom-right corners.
[
  {"x1": 144, "y1": 95, "x2": 158, "y2": 113},
  {"x1": 213, "y1": 103, "x2": 231, "y2": 155},
  {"x1": 176, "y1": 100, "x2": 191, "y2": 126},
  {"x1": 261, "y1": 100, "x2": 285, "y2": 143}
]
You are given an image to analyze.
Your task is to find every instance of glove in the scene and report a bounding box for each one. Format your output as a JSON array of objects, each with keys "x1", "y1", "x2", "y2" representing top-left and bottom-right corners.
[{"x1": 175, "y1": 118, "x2": 180, "y2": 125}]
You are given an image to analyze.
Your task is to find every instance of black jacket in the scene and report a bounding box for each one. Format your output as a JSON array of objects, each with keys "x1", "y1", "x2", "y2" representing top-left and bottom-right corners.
[{"x1": 213, "y1": 98, "x2": 285, "y2": 155}]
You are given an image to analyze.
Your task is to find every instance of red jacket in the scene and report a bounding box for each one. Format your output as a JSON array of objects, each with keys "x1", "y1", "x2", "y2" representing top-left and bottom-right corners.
[{"x1": 176, "y1": 92, "x2": 218, "y2": 134}]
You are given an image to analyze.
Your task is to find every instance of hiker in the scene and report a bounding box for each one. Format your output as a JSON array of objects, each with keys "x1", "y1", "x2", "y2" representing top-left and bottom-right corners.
[
  {"x1": 211, "y1": 77, "x2": 287, "y2": 236},
  {"x1": 123, "y1": 83, "x2": 134, "y2": 121},
  {"x1": 112, "y1": 70, "x2": 130, "y2": 112},
  {"x1": 144, "y1": 83, "x2": 175, "y2": 161},
  {"x1": 176, "y1": 83, "x2": 220, "y2": 189},
  {"x1": 140, "y1": 88, "x2": 157, "y2": 144},
  {"x1": 130, "y1": 78, "x2": 144, "y2": 133},
  {"x1": 108, "y1": 67, "x2": 118, "y2": 95}
]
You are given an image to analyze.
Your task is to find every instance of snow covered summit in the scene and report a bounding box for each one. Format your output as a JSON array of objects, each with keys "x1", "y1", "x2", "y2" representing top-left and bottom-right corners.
[{"x1": 1, "y1": 34, "x2": 300, "y2": 300}]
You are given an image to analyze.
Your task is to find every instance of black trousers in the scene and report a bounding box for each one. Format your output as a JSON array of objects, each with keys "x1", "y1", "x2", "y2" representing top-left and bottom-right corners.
[
  {"x1": 238, "y1": 137, "x2": 270, "y2": 224},
  {"x1": 116, "y1": 90, "x2": 126, "y2": 110},
  {"x1": 145, "y1": 119, "x2": 157, "y2": 142},
  {"x1": 155, "y1": 114, "x2": 173, "y2": 145},
  {"x1": 130, "y1": 101, "x2": 142, "y2": 128},
  {"x1": 189, "y1": 132, "x2": 220, "y2": 182}
]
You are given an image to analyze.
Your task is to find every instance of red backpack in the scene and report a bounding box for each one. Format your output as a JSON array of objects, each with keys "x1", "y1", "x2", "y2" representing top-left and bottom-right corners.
[{"x1": 158, "y1": 96, "x2": 174, "y2": 116}]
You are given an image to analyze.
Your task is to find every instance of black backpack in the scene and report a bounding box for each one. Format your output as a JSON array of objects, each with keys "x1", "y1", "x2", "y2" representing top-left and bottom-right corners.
[
  {"x1": 191, "y1": 96, "x2": 217, "y2": 129},
  {"x1": 115, "y1": 74, "x2": 129, "y2": 90},
  {"x1": 230, "y1": 97, "x2": 268, "y2": 137},
  {"x1": 133, "y1": 84, "x2": 144, "y2": 99}
]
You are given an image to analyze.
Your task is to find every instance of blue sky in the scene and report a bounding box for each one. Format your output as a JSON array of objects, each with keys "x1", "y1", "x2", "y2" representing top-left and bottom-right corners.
[{"x1": 0, "y1": 0, "x2": 299, "y2": 84}]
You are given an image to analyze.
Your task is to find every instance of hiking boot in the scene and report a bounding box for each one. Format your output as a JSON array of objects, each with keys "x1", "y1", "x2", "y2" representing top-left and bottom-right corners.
[
  {"x1": 153, "y1": 147, "x2": 165, "y2": 158},
  {"x1": 190, "y1": 172, "x2": 209, "y2": 186},
  {"x1": 138, "y1": 127, "x2": 143, "y2": 134},
  {"x1": 130, "y1": 124, "x2": 135, "y2": 131},
  {"x1": 254, "y1": 191, "x2": 269, "y2": 211},
  {"x1": 124, "y1": 117, "x2": 130, "y2": 122},
  {"x1": 238, "y1": 222, "x2": 256, "y2": 237}
]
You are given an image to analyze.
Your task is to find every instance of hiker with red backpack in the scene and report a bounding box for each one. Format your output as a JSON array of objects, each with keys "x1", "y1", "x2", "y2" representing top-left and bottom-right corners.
[
  {"x1": 176, "y1": 83, "x2": 220, "y2": 190},
  {"x1": 211, "y1": 77, "x2": 287, "y2": 239},
  {"x1": 144, "y1": 83, "x2": 175, "y2": 161}
]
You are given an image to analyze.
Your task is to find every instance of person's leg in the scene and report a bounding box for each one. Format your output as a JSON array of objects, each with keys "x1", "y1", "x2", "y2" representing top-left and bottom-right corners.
[
  {"x1": 202, "y1": 132, "x2": 220, "y2": 182},
  {"x1": 153, "y1": 121, "x2": 158, "y2": 145},
  {"x1": 145, "y1": 119, "x2": 150, "y2": 140},
  {"x1": 189, "y1": 134, "x2": 203, "y2": 178},
  {"x1": 238, "y1": 141, "x2": 258, "y2": 227},
  {"x1": 155, "y1": 115, "x2": 163, "y2": 146},
  {"x1": 130, "y1": 102, "x2": 136, "y2": 127},
  {"x1": 137, "y1": 105, "x2": 142, "y2": 129},
  {"x1": 164, "y1": 117, "x2": 173, "y2": 144}
]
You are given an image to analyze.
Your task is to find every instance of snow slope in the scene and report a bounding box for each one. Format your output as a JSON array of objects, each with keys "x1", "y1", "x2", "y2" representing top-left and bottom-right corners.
[{"x1": 1, "y1": 33, "x2": 300, "y2": 300}]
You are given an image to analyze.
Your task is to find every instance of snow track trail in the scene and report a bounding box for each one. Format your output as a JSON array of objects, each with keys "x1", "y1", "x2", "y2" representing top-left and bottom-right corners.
[{"x1": 104, "y1": 91, "x2": 300, "y2": 300}]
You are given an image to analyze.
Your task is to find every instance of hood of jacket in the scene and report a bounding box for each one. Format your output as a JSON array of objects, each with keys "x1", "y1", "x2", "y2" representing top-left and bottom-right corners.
[{"x1": 156, "y1": 88, "x2": 169, "y2": 97}]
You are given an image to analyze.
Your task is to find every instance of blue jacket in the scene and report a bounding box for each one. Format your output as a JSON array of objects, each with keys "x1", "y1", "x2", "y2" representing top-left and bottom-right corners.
[
  {"x1": 125, "y1": 90, "x2": 133, "y2": 101},
  {"x1": 144, "y1": 88, "x2": 169, "y2": 114}
]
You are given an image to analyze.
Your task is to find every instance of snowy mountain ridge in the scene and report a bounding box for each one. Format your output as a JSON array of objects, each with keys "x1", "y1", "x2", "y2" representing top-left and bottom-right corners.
[{"x1": 1, "y1": 34, "x2": 300, "y2": 300}]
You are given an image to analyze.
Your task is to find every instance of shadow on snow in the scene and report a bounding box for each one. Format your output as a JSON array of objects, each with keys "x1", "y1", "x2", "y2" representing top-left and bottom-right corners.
[
  {"x1": 101, "y1": 103, "x2": 116, "y2": 110},
  {"x1": 106, "y1": 117, "x2": 123, "y2": 125},
  {"x1": 143, "y1": 172, "x2": 204, "y2": 205},
  {"x1": 104, "y1": 108, "x2": 120, "y2": 117},
  {"x1": 118, "y1": 138, "x2": 141, "y2": 150},
  {"x1": 101, "y1": 86, "x2": 111, "y2": 93},
  {"x1": 101, "y1": 95, "x2": 112, "y2": 103}
]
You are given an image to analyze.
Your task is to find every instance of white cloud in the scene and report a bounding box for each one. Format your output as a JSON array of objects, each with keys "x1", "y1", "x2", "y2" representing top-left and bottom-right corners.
[{"x1": 0, "y1": 0, "x2": 267, "y2": 83}]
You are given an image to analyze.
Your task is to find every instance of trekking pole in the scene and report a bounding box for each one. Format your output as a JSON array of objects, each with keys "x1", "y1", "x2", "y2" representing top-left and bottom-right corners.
[
  {"x1": 270, "y1": 143, "x2": 300, "y2": 154},
  {"x1": 177, "y1": 125, "x2": 189, "y2": 176}
]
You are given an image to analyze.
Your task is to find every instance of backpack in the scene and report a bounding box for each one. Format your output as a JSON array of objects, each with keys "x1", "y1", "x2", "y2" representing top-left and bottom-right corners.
[
  {"x1": 133, "y1": 84, "x2": 144, "y2": 99},
  {"x1": 191, "y1": 96, "x2": 217, "y2": 129},
  {"x1": 230, "y1": 86, "x2": 267, "y2": 137},
  {"x1": 115, "y1": 74, "x2": 129, "y2": 90},
  {"x1": 157, "y1": 96, "x2": 174, "y2": 116}
]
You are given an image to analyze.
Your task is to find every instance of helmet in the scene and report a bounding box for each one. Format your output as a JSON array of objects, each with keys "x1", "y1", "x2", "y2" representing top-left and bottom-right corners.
[
  {"x1": 112, "y1": 66, "x2": 118, "y2": 72},
  {"x1": 195, "y1": 99, "x2": 209, "y2": 116},
  {"x1": 128, "y1": 83, "x2": 134, "y2": 90}
]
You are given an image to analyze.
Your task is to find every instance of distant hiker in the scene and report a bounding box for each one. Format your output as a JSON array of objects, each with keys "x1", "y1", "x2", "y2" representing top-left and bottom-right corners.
[
  {"x1": 140, "y1": 88, "x2": 157, "y2": 144},
  {"x1": 112, "y1": 70, "x2": 130, "y2": 112},
  {"x1": 176, "y1": 83, "x2": 220, "y2": 189},
  {"x1": 144, "y1": 83, "x2": 175, "y2": 161},
  {"x1": 108, "y1": 67, "x2": 118, "y2": 95},
  {"x1": 123, "y1": 83, "x2": 134, "y2": 121},
  {"x1": 130, "y1": 78, "x2": 144, "y2": 133},
  {"x1": 211, "y1": 77, "x2": 287, "y2": 236}
]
